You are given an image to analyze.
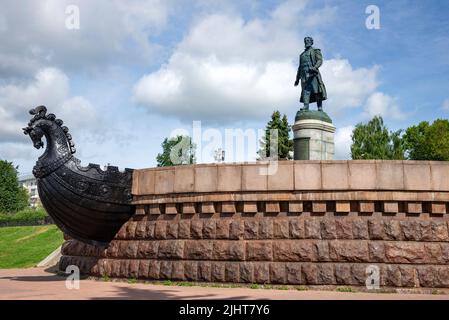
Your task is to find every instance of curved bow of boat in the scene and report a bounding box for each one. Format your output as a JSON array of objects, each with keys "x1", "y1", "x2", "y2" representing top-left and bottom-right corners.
[{"x1": 24, "y1": 106, "x2": 134, "y2": 246}]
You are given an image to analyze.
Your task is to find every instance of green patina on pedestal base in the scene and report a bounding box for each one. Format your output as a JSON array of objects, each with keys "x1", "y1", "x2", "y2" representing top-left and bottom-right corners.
[{"x1": 295, "y1": 109, "x2": 333, "y2": 123}]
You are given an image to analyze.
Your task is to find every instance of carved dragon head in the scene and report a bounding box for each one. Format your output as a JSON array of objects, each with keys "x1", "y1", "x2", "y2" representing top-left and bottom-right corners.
[{"x1": 23, "y1": 106, "x2": 76, "y2": 154}]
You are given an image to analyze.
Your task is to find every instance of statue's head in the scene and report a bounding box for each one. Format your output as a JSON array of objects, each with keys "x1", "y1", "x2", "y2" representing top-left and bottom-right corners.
[{"x1": 304, "y1": 37, "x2": 314, "y2": 48}]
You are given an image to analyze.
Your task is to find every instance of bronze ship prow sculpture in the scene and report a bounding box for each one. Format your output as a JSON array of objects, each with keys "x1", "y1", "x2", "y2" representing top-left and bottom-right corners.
[{"x1": 23, "y1": 106, "x2": 134, "y2": 246}]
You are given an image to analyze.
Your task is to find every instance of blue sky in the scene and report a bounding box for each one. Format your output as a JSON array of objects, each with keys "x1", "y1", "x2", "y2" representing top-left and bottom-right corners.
[{"x1": 0, "y1": 0, "x2": 448, "y2": 175}]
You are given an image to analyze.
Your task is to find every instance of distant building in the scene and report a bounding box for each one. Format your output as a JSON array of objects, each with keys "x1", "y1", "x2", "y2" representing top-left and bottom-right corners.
[{"x1": 19, "y1": 174, "x2": 40, "y2": 208}]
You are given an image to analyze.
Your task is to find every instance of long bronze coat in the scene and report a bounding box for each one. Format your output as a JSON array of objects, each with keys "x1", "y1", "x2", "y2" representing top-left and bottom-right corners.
[{"x1": 296, "y1": 47, "x2": 327, "y2": 103}]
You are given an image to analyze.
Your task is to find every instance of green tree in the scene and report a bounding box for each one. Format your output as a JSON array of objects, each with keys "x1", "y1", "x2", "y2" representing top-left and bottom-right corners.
[
  {"x1": 403, "y1": 119, "x2": 449, "y2": 160},
  {"x1": 258, "y1": 111, "x2": 293, "y2": 160},
  {"x1": 156, "y1": 135, "x2": 196, "y2": 167},
  {"x1": 350, "y1": 116, "x2": 405, "y2": 160},
  {"x1": 0, "y1": 160, "x2": 29, "y2": 213}
]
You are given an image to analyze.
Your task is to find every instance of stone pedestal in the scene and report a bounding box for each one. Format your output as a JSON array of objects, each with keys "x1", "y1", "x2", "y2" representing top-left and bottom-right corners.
[{"x1": 292, "y1": 110, "x2": 335, "y2": 160}]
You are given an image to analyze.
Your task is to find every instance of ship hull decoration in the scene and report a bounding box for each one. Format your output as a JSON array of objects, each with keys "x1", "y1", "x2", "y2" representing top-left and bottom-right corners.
[{"x1": 24, "y1": 106, "x2": 134, "y2": 246}]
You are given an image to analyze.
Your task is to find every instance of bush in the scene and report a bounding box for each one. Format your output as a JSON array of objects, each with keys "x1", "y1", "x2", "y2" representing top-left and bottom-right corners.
[{"x1": 0, "y1": 208, "x2": 49, "y2": 225}]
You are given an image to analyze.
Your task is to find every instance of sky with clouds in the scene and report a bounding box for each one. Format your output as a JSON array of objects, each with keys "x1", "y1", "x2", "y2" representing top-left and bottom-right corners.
[{"x1": 1, "y1": 0, "x2": 449, "y2": 175}]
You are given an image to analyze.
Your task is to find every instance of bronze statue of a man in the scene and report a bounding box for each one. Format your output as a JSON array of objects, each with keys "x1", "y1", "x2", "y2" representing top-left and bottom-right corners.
[{"x1": 294, "y1": 37, "x2": 327, "y2": 111}]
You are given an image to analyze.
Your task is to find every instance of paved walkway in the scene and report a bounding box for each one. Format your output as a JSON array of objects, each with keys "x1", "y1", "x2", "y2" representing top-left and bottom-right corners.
[{"x1": 1, "y1": 268, "x2": 449, "y2": 300}]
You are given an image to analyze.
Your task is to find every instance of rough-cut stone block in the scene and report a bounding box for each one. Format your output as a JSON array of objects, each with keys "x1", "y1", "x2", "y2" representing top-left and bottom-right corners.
[
  {"x1": 368, "y1": 220, "x2": 384, "y2": 240},
  {"x1": 267, "y1": 162, "x2": 294, "y2": 190},
  {"x1": 359, "y1": 201, "x2": 375, "y2": 213},
  {"x1": 431, "y1": 203, "x2": 446, "y2": 214},
  {"x1": 136, "y1": 170, "x2": 155, "y2": 195},
  {"x1": 242, "y1": 164, "x2": 267, "y2": 191},
  {"x1": 149, "y1": 204, "x2": 161, "y2": 215},
  {"x1": 126, "y1": 222, "x2": 137, "y2": 239},
  {"x1": 172, "y1": 261, "x2": 185, "y2": 280},
  {"x1": 320, "y1": 220, "x2": 337, "y2": 239},
  {"x1": 322, "y1": 162, "x2": 349, "y2": 190},
  {"x1": 335, "y1": 220, "x2": 353, "y2": 239},
  {"x1": 404, "y1": 163, "x2": 431, "y2": 190},
  {"x1": 246, "y1": 241, "x2": 273, "y2": 261},
  {"x1": 384, "y1": 220, "x2": 402, "y2": 240},
  {"x1": 216, "y1": 220, "x2": 230, "y2": 239},
  {"x1": 329, "y1": 241, "x2": 369, "y2": 262},
  {"x1": 201, "y1": 202, "x2": 215, "y2": 214},
  {"x1": 182, "y1": 203, "x2": 196, "y2": 214},
  {"x1": 229, "y1": 220, "x2": 244, "y2": 240},
  {"x1": 350, "y1": 264, "x2": 367, "y2": 286},
  {"x1": 273, "y1": 220, "x2": 289, "y2": 239},
  {"x1": 174, "y1": 166, "x2": 194, "y2": 193},
  {"x1": 119, "y1": 260, "x2": 130, "y2": 278},
  {"x1": 253, "y1": 263, "x2": 270, "y2": 283},
  {"x1": 154, "y1": 168, "x2": 174, "y2": 194},
  {"x1": 159, "y1": 261, "x2": 172, "y2": 279},
  {"x1": 198, "y1": 261, "x2": 212, "y2": 282},
  {"x1": 304, "y1": 219, "x2": 321, "y2": 239},
  {"x1": 184, "y1": 261, "x2": 198, "y2": 281},
  {"x1": 211, "y1": 262, "x2": 225, "y2": 282},
  {"x1": 191, "y1": 220, "x2": 203, "y2": 239},
  {"x1": 400, "y1": 220, "x2": 421, "y2": 241},
  {"x1": 383, "y1": 202, "x2": 399, "y2": 213},
  {"x1": 289, "y1": 201, "x2": 303, "y2": 213},
  {"x1": 289, "y1": 219, "x2": 304, "y2": 239},
  {"x1": 312, "y1": 201, "x2": 326, "y2": 213},
  {"x1": 294, "y1": 163, "x2": 321, "y2": 190},
  {"x1": 137, "y1": 241, "x2": 158, "y2": 259},
  {"x1": 135, "y1": 222, "x2": 147, "y2": 239},
  {"x1": 157, "y1": 241, "x2": 184, "y2": 259},
  {"x1": 178, "y1": 220, "x2": 190, "y2": 239},
  {"x1": 368, "y1": 242, "x2": 385, "y2": 262},
  {"x1": 407, "y1": 202, "x2": 422, "y2": 214},
  {"x1": 239, "y1": 263, "x2": 254, "y2": 283},
  {"x1": 348, "y1": 162, "x2": 376, "y2": 190},
  {"x1": 106, "y1": 241, "x2": 120, "y2": 258},
  {"x1": 202, "y1": 220, "x2": 216, "y2": 239},
  {"x1": 384, "y1": 242, "x2": 426, "y2": 264},
  {"x1": 149, "y1": 260, "x2": 161, "y2": 279},
  {"x1": 352, "y1": 219, "x2": 369, "y2": 239},
  {"x1": 221, "y1": 202, "x2": 236, "y2": 213},
  {"x1": 225, "y1": 263, "x2": 239, "y2": 282},
  {"x1": 286, "y1": 263, "x2": 302, "y2": 284},
  {"x1": 167, "y1": 222, "x2": 178, "y2": 239},
  {"x1": 195, "y1": 166, "x2": 217, "y2": 192},
  {"x1": 154, "y1": 221, "x2": 167, "y2": 239},
  {"x1": 336, "y1": 201, "x2": 350, "y2": 213},
  {"x1": 124, "y1": 241, "x2": 139, "y2": 258},
  {"x1": 301, "y1": 263, "x2": 318, "y2": 284},
  {"x1": 432, "y1": 221, "x2": 449, "y2": 241},
  {"x1": 334, "y1": 264, "x2": 351, "y2": 285},
  {"x1": 212, "y1": 241, "x2": 245, "y2": 261},
  {"x1": 265, "y1": 201, "x2": 280, "y2": 213},
  {"x1": 425, "y1": 243, "x2": 444, "y2": 264},
  {"x1": 317, "y1": 264, "x2": 335, "y2": 285},
  {"x1": 184, "y1": 241, "x2": 213, "y2": 260},
  {"x1": 273, "y1": 241, "x2": 316, "y2": 262},
  {"x1": 243, "y1": 202, "x2": 258, "y2": 213},
  {"x1": 315, "y1": 241, "x2": 330, "y2": 261},
  {"x1": 244, "y1": 220, "x2": 258, "y2": 239},
  {"x1": 376, "y1": 162, "x2": 404, "y2": 190},
  {"x1": 165, "y1": 203, "x2": 178, "y2": 215},
  {"x1": 217, "y1": 165, "x2": 242, "y2": 191},
  {"x1": 138, "y1": 260, "x2": 150, "y2": 278},
  {"x1": 135, "y1": 205, "x2": 146, "y2": 215},
  {"x1": 259, "y1": 220, "x2": 274, "y2": 239},
  {"x1": 270, "y1": 263, "x2": 287, "y2": 284}
]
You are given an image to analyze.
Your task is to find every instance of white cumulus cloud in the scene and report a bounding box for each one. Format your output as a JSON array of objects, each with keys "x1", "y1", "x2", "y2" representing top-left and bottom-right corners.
[
  {"x1": 363, "y1": 92, "x2": 405, "y2": 120},
  {"x1": 334, "y1": 125, "x2": 354, "y2": 160}
]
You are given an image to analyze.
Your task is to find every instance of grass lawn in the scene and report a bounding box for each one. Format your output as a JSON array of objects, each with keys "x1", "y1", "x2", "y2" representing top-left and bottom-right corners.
[{"x1": 0, "y1": 225, "x2": 64, "y2": 269}]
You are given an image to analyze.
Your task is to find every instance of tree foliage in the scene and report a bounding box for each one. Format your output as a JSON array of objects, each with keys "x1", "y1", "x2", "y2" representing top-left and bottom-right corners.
[
  {"x1": 403, "y1": 119, "x2": 449, "y2": 160},
  {"x1": 156, "y1": 135, "x2": 196, "y2": 167},
  {"x1": 0, "y1": 160, "x2": 29, "y2": 213},
  {"x1": 258, "y1": 111, "x2": 293, "y2": 160},
  {"x1": 350, "y1": 116, "x2": 405, "y2": 160}
]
